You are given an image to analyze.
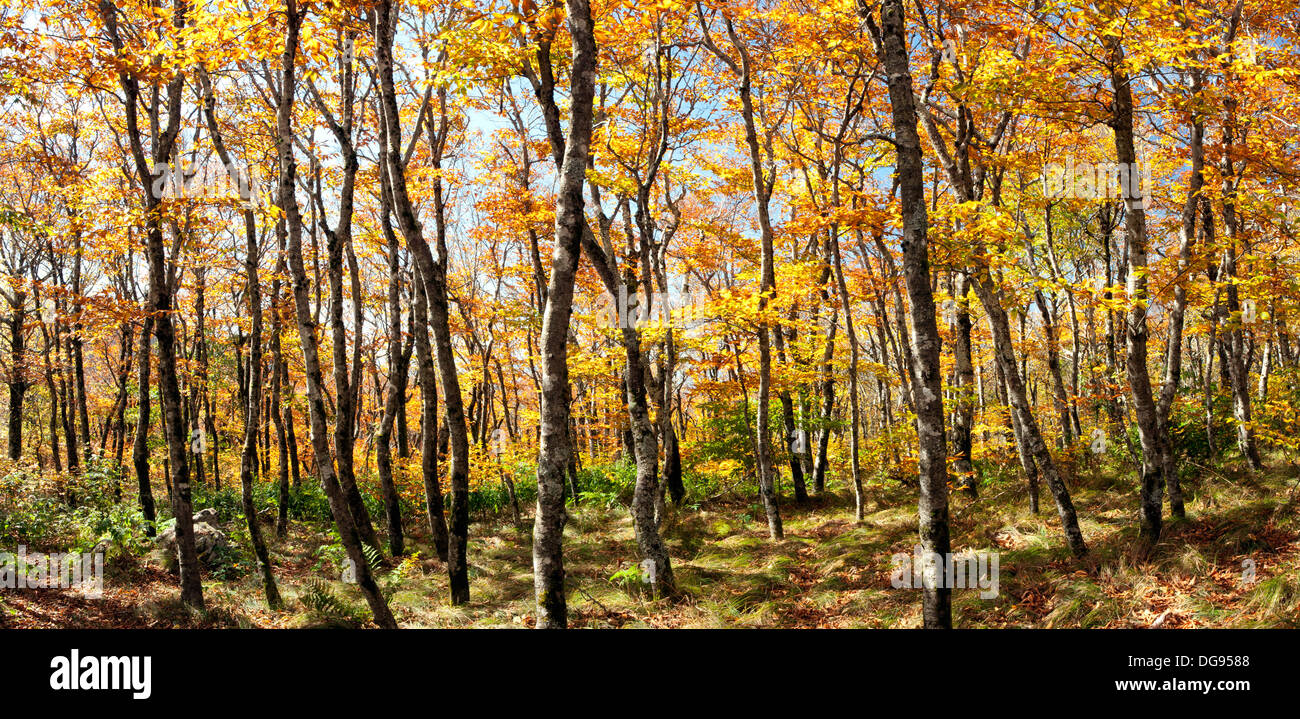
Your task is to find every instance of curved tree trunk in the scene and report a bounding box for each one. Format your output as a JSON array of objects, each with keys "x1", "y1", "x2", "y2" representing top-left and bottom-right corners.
[
  {"x1": 277, "y1": 0, "x2": 395, "y2": 628},
  {"x1": 375, "y1": 0, "x2": 471, "y2": 604},
  {"x1": 99, "y1": 0, "x2": 203, "y2": 608}
]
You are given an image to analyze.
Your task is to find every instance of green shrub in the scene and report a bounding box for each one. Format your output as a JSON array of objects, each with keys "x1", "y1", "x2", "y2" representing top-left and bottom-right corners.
[
  {"x1": 0, "y1": 457, "x2": 149, "y2": 554},
  {"x1": 468, "y1": 462, "x2": 538, "y2": 516}
]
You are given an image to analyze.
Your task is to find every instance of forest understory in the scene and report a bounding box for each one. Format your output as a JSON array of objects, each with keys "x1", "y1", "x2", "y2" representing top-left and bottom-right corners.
[{"x1": 4, "y1": 448, "x2": 1298, "y2": 630}]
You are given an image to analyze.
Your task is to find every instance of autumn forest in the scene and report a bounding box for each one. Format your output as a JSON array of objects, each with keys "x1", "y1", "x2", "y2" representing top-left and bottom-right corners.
[{"x1": 1, "y1": 0, "x2": 1299, "y2": 631}]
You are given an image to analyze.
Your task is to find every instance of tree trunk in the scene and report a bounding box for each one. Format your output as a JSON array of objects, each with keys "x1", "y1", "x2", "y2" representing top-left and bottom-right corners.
[
  {"x1": 863, "y1": 0, "x2": 951, "y2": 627},
  {"x1": 620, "y1": 273, "x2": 675, "y2": 595},
  {"x1": 374, "y1": 0, "x2": 471, "y2": 604},
  {"x1": 1111, "y1": 39, "x2": 1165, "y2": 548},
  {"x1": 99, "y1": 0, "x2": 203, "y2": 607},
  {"x1": 525, "y1": 0, "x2": 597, "y2": 628},
  {"x1": 270, "y1": 224, "x2": 291, "y2": 537},
  {"x1": 276, "y1": 0, "x2": 395, "y2": 627},
  {"x1": 1154, "y1": 64, "x2": 1205, "y2": 520},
  {"x1": 374, "y1": 189, "x2": 409, "y2": 557},
  {"x1": 831, "y1": 228, "x2": 864, "y2": 519},
  {"x1": 7, "y1": 290, "x2": 27, "y2": 460},
  {"x1": 199, "y1": 67, "x2": 281, "y2": 608},
  {"x1": 973, "y1": 275, "x2": 1085, "y2": 556},
  {"x1": 950, "y1": 275, "x2": 976, "y2": 496},
  {"x1": 132, "y1": 315, "x2": 156, "y2": 535},
  {"x1": 411, "y1": 278, "x2": 449, "y2": 560}
]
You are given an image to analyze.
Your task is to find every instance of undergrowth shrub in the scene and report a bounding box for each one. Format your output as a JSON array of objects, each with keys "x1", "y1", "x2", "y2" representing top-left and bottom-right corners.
[{"x1": 0, "y1": 457, "x2": 148, "y2": 554}]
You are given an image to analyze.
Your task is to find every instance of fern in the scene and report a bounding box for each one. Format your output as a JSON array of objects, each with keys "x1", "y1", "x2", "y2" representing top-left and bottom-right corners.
[
  {"x1": 302, "y1": 578, "x2": 355, "y2": 619},
  {"x1": 361, "y1": 542, "x2": 383, "y2": 573}
]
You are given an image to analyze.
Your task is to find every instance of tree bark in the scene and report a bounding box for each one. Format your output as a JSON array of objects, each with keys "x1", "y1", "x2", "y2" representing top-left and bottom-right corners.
[
  {"x1": 863, "y1": 0, "x2": 952, "y2": 626},
  {"x1": 374, "y1": 0, "x2": 472, "y2": 603},
  {"x1": 1154, "y1": 60, "x2": 1205, "y2": 520},
  {"x1": 697, "y1": 9, "x2": 784, "y2": 538},
  {"x1": 132, "y1": 315, "x2": 156, "y2": 535},
  {"x1": 199, "y1": 68, "x2": 281, "y2": 608},
  {"x1": 526, "y1": 0, "x2": 597, "y2": 628},
  {"x1": 6, "y1": 289, "x2": 27, "y2": 460},
  {"x1": 275, "y1": 0, "x2": 395, "y2": 627},
  {"x1": 374, "y1": 186, "x2": 409, "y2": 557},
  {"x1": 1110, "y1": 38, "x2": 1165, "y2": 547},
  {"x1": 950, "y1": 275, "x2": 976, "y2": 496},
  {"x1": 270, "y1": 222, "x2": 291, "y2": 537},
  {"x1": 100, "y1": 0, "x2": 203, "y2": 608}
]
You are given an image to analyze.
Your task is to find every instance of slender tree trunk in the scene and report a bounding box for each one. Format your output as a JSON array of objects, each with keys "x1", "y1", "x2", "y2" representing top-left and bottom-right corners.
[
  {"x1": 375, "y1": 0, "x2": 470, "y2": 603},
  {"x1": 276, "y1": 0, "x2": 394, "y2": 627},
  {"x1": 1154, "y1": 65, "x2": 1205, "y2": 520},
  {"x1": 1035, "y1": 289, "x2": 1074, "y2": 445},
  {"x1": 863, "y1": 0, "x2": 950, "y2": 627},
  {"x1": 773, "y1": 324, "x2": 807, "y2": 504},
  {"x1": 1219, "y1": 124, "x2": 1263, "y2": 471},
  {"x1": 831, "y1": 229, "x2": 864, "y2": 519},
  {"x1": 99, "y1": 0, "x2": 203, "y2": 607},
  {"x1": 7, "y1": 290, "x2": 27, "y2": 460},
  {"x1": 525, "y1": 0, "x2": 597, "y2": 628},
  {"x1": 70, "y1": 238, "x2": 91, "y2": 461},
  {"x1": 412, "y1": 279, "x2": 449, "y2": 560},
  {"x1": 950, "y1": 274, "x2": 976, "y2": 496},
  {"x1": 1111, "y1": 40, "x2": 1165, "y2": 547},
  {"x1": 199, "y1": 68, "x2": 281, "y2": 608},
  {"x1": 974, "y1": 275, "x2": 1086, "y2": 556},
  {"x1": 374, "y1": 192, "x2": 408, "y2": 557},
  {"x1": 735, "y1": 39, "x2": 782, "y2": 540},
  {"x1": 1000, "y1": 362, "x2": 1039, "y2": 513},
  {"x1": 132, "y1": 315, "x2": 156, "y2": 535},
  {"x1": 270, "y1": 227, "x2": 291, "y2": 537},
  {"x1": 812, "y1": 309, "x2": 836, "y2": 494},
  {"x1": 619, "y1": 273, "x2": 675, "y2": 595}
]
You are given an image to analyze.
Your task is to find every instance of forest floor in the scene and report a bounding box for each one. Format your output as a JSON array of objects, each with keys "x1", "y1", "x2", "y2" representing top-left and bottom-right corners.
[{"x1": 4, "y1": 453, "x2": 1300, "y2": 629}]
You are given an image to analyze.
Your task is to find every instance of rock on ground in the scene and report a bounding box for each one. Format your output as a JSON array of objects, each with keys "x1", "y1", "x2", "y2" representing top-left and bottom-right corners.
[{"x1": 155, "y1": 509, "x2": 229, "y2": 565}]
